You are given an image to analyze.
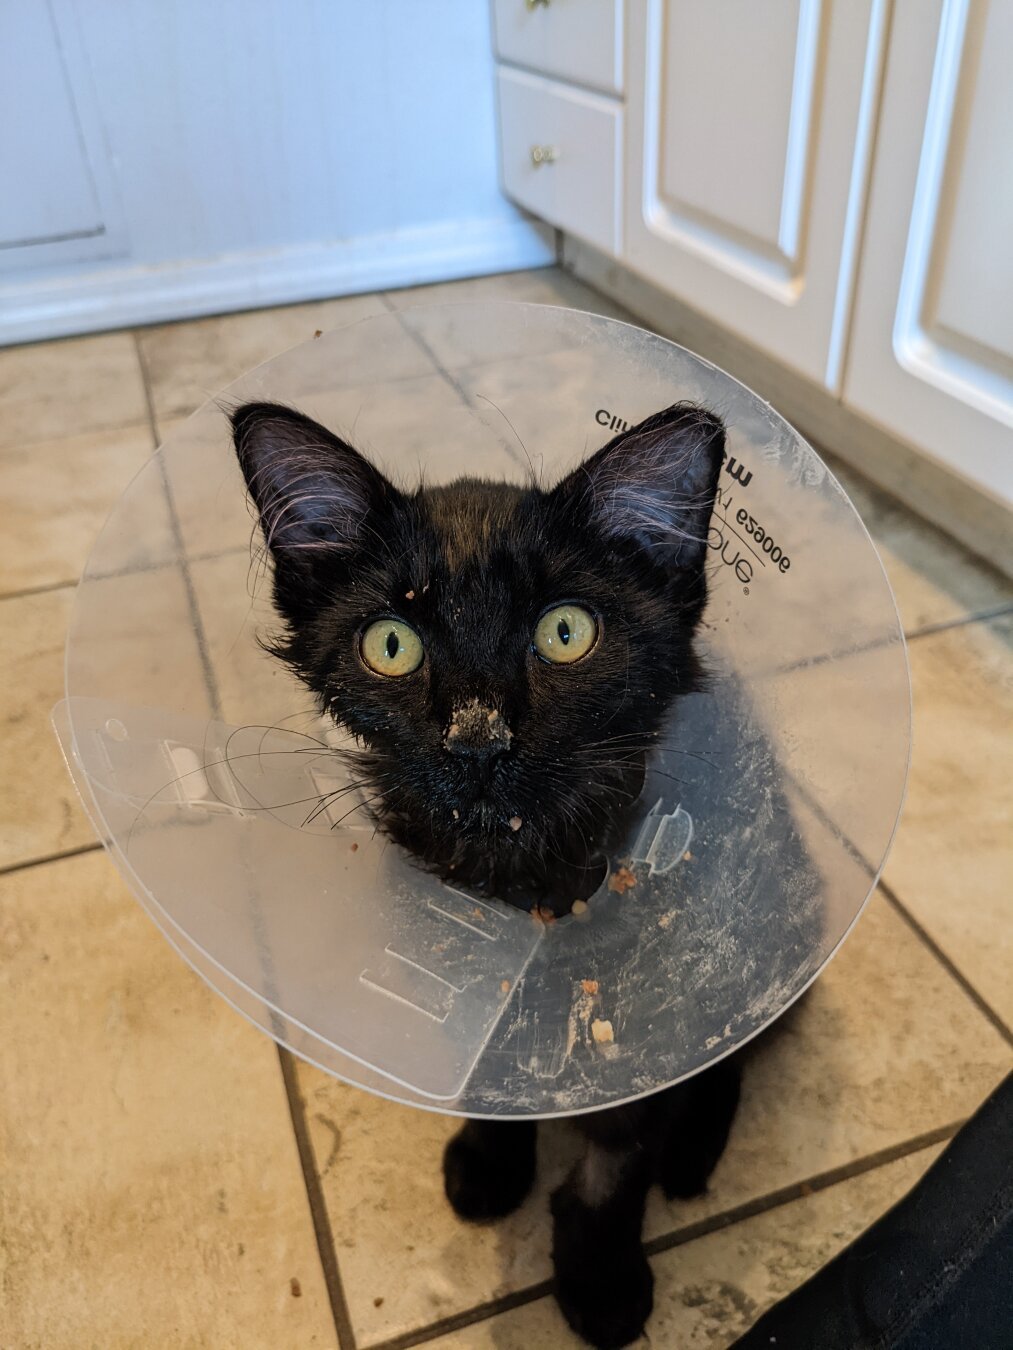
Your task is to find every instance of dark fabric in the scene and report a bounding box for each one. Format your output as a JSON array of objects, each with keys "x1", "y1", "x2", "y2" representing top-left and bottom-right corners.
[{"x1": 731, "y1": 1071, "x2": 1013, "y2": 1350}]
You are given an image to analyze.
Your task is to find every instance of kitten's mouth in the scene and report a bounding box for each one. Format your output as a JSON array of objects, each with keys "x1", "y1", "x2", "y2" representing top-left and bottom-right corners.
[{"x1": 360, "y1": 742, "x2": 650, "y2": 914}]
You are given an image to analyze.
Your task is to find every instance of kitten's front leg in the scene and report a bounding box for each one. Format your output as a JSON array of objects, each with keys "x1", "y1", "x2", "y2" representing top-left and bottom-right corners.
[
  {"x1": 551, "y1": 1139, "x2": 654, "y2": 1350},
  {"x1": 443, "y1": 1119, "x2": 537, "y2": 1221}
]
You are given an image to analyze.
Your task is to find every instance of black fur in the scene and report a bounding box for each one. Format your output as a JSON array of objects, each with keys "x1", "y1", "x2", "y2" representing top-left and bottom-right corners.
[{"x1": 232, "y1": 398, "x2": 738, "y2": 1348}]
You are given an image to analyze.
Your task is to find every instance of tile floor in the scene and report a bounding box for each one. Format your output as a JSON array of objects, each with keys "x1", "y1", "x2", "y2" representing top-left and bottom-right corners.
[{"x1": 1, "y1": 267, "x2": 1010, "y2": 1349}]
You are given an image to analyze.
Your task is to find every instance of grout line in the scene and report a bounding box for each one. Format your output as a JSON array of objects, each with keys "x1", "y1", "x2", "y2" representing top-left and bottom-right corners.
[
  {"x1": 132, "y1": 332, "x2": 223, "y2": 720},
  {"x1": 278, "y1": 1049, "x2": 359, "y2": 1350},
  {"x1": 135, "y1": 324, "x2": 354, "y2": 1348},
  {"x1": 0, "y1": 578, "x2": 79, "y2": 603},
  {"x1": 904, "y1": 602, "x2": 1013, "y2": 642},
  {"x1": 760, "y1": 599, "x2": 1013, "y2": 682},
  {"x1": 0, "y1": 840, "x2": 103, "y2": 879},
  {"x1": 879, "y1": 880, "x2": 1013, "y2": 1047},
  {"x1": 644, "y1": 1118, "x2": 963, "y2": 1260},
  {"x1": 366, "y1": 1280, "x2": 555, "y2": 1350},
  {"x1": 366, "y1": 1121, "x2": 963, "y2": 1350},
  {"x1": 383, "y1": 297, "x2": 533, "y2": 475}
]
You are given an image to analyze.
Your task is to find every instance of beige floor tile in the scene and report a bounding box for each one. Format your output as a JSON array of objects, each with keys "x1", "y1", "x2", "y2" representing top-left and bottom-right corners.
[
  {"x1": 425, "y1": 1144, "x2": 943, "y2": 1349},
  {"x1": 385, "y1": 266, "x2": 637, "y2": 372},
  {"x1": 0, "y1": 587, "x2": 96, "y2": 868},
  {"x1": 0, "y1": 850, "x2": 335, "y2": 1349},
  {"x1": 296, "y1": 893, "x2": 1009, "y2": 1347},
  {"x1": 0, "y1": 423, "x2": 172, "y2": 596},
  {"x1": 155, "y1": 411, "x2": 259, "y2": 560},
  {"x1": 1, "y1": 568, "x2": 213, "y2": 870},
  {"x1": 138, "y1": 293, "x2": 393, "y2": 422},
  {"x1": 884, "y1": 614, "x2": 1013, "y2": 1026},
  {"x1": 189, "y1": 549, "x2": 315, "y2": 728},
  {"x1": 0, "y1": 331, "x2": 148, "y2": 451},
  {"x1": 826, "y1": 456, "x2": 1012, "y2": 634}
]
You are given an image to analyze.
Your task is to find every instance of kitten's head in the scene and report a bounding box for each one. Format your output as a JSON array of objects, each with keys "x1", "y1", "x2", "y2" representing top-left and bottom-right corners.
[{"x1": 232, "y1": 399, "x2": 724, "y2": 911}]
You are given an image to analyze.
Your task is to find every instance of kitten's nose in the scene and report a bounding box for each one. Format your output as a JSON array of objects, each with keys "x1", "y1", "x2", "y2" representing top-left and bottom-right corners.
[{"x1": 444, "y1": 700, "x2": 513, "y2": 761}]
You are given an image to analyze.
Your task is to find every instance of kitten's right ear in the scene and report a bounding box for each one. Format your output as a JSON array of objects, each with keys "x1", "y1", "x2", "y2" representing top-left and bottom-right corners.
[
  {"x1": 230, "y1": 402, "x2": 402, "y2": 572},
  {"x1": 551, "y1": 402, "x2": 725, "y2": 572}
]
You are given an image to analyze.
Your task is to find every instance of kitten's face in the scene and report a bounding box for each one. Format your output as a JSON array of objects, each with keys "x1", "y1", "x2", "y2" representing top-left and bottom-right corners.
[{"x1": 232, "y1": 401, "x2": 724, "y2": 911}]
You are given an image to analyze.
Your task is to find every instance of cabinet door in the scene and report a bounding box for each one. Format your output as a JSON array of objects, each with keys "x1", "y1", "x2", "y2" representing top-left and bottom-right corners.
[
  {"x1": 0, "y1": 0, "x2": 103, "y2": 248},
  {"x1": 845, "y1": 0, "x2": 1012, "y2": 508},
  {"x1": 624, "y1": 0, "x2": 886, "y2": 389}
]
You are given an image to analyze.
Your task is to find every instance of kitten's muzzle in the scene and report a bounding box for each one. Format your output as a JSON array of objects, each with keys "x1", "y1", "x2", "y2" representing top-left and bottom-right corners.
[{"x1": 444, "y1": 701, "x2": 513, "y2": 763}]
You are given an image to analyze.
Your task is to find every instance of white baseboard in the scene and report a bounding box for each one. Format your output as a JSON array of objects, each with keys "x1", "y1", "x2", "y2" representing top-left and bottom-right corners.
[{"x1": 0, "y1": 215, "x2": 556, "y2": 346}]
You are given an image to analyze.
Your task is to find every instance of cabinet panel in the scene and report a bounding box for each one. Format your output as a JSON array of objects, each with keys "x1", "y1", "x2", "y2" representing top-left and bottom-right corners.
[
  {"x1": 655, "y1": 0, "x2": 807, "y2": 266},
  {"x1": 0, "y1": 0, "x2": 103, "y2": 248},
  {"x1": 625, "y1": 0, "x2": 885, "y2": 388},
  {"x1": 498, "y1": 67, "x2": 621, "y2": 253},
  {"x1": 912, "y1": 0, "x2": 1012, "y2": 389},
  {"x1": 492, "y1": 0, "x2": 623, "y2": 95},
  {"x1": 845, "y1": 0, "x2": 1012, "y2": 507}
]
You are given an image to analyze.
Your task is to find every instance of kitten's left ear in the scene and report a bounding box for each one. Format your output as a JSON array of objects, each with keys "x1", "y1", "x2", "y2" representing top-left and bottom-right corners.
[{"x1": 553, "y1": 402, "x2": 725, "y2": 570}]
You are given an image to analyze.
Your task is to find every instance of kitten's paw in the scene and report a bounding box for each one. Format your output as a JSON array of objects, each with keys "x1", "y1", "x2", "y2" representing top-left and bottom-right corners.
[
  {"x1": 551, "y1": 1186, "x2": 653, "y2": 1349},
  {"x1": 553, "y1": 1240, "x2": 653, "y2": 1347},
  {"x1": 442, "y1": 1121, "x2": 536, "y2": 1222},
  {"x1": 659, "y1": 1150, "x2": 714, "y2": 1200}
]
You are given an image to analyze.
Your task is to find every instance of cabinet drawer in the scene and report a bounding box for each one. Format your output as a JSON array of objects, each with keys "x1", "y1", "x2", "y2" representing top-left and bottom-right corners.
[
  {"x1": 493, "y1": 0, "x2": 623, "y2": 96},
  {"x1": 497, "y1": 66, "x2": 621, "y2": 253}
]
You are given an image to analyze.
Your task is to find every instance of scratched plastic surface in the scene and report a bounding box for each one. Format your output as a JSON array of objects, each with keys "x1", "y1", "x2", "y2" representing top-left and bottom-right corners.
[{"x1": 55, "y1": 304, "x2": 911, "y2": 1117}]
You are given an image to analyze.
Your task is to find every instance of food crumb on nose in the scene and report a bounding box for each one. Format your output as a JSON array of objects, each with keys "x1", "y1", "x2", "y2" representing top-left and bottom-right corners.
[
  {"x1": 591, "y1": 1018, "x2": 614, "y2": 1045},
  {"x1": 452, "y1": 808, "x2": 460, "y2": 820},
  {"x1": 570, "y1": 899, "x2": 588, "y2": 915},
  {"x1": 508, "y1": 815, "x2": 523, "y2": 832},
  {"x1": 581, "y1": 978, "x2": 598, "y2": 995},
  {"x1": 405, "y1": 589, "x2": 415, "y2": 600}
]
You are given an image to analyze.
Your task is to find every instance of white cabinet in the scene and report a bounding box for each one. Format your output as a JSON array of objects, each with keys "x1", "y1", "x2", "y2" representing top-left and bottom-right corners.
[
  {"x1": 623, "y1": 0, "x2": 887, "y2": 390},
  {"x1": 494, "y1": 0, "x2": 1013, "y2": 525},
  {"x1": 845, "y1": 0, "x2": 1013, "y2": 506}
]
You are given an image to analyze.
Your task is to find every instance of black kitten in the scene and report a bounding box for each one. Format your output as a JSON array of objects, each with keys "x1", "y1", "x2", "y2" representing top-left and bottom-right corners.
[{"x1": 232, "y1": 398, "x2": 740, "y2": 1349}]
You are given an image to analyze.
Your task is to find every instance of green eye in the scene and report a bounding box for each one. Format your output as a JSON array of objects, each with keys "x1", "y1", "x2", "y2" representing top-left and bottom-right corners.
[
  {"x1": 360, "y1": 619, "x2": 424, "y2": 677},
  {"x1": 533, "y1": 604, "x2": 598, "y2": 664}
]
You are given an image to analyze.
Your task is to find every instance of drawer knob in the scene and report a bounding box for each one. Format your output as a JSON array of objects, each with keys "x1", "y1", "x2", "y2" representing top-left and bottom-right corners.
[
  {"x1": 525, "y1": 0, "x2": 551, "y2": 10},
  {"x1": 530, "y1": 144, "x2": 559, "y2": 167}
]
